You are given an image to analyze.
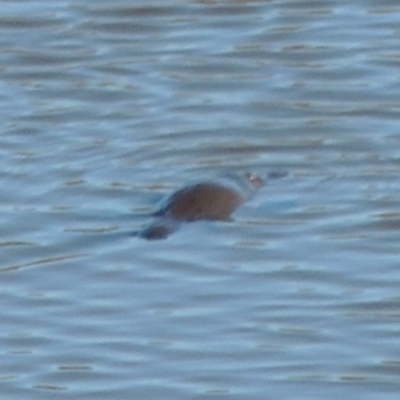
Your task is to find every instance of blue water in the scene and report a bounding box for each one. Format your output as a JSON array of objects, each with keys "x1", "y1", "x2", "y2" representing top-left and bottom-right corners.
[{"x1": 1, "y1": 1, "x2": 400, "y2": 399}]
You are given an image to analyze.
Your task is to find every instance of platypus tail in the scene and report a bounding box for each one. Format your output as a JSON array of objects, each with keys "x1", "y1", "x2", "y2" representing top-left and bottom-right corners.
[{"x1": 138, "y1": 218, "x2": 180, "y2": 240}]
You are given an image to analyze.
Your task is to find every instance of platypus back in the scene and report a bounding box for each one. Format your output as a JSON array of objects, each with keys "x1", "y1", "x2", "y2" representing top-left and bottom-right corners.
[{"x1": 139, "y1": 173, "x2": 264, "y2": 240}]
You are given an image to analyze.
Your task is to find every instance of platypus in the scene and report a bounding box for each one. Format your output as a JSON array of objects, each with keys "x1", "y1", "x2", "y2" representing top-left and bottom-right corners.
[{"x1": 139, "y1": 173, "x2": 264, "y2": 240}]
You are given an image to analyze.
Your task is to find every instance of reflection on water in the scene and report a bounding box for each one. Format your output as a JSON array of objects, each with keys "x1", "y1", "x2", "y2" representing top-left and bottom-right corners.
[{"x1": 1, "y1": 0, "x2": 400, "y2": 399}]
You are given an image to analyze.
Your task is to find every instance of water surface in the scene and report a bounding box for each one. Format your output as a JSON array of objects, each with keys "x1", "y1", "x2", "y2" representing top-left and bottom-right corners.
[{"x1": 1, "y1": 1, "x2": 400, "y2": 399}]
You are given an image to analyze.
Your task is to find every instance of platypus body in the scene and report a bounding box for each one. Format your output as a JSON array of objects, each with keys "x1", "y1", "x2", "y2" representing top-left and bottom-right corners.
[
  {"x1": 139, "y1": 173, "x2": 265, "y2": 240},
  {"x1": 155, "y1": 182, "x2": 244, "y2": 222}
]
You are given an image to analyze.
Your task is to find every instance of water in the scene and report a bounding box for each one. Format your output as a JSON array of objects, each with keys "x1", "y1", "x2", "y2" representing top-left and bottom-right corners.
[{"x1": 1, "y1": 0, "x2": 400, "y2": 398}]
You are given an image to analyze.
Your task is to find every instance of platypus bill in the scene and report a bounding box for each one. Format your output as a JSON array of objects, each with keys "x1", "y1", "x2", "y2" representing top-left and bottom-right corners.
[{"x1": 138, "y1": 173, "x2": 265, "y2": 240}]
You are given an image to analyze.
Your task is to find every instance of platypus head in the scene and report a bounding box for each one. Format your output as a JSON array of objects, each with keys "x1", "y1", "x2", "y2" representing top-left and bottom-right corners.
[{"x1": 244, "y1": 172, "x2": 265, "y2": 189}]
